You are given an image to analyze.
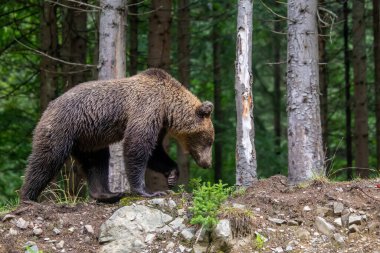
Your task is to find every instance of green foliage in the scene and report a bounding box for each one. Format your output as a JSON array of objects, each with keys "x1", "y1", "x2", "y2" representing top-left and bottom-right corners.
[
  {"x1": 25, "y1": 246, "x2": 43, "y2": 253},
  {"x1": 189, "y1": 181, "x2": 233, "y2": 230},
  {"x1": 253, "y1": 232, "x2": 265, "y2": 251},
  {"x1": 0, "y1": 198, "x2": 19, "y2": 215}
]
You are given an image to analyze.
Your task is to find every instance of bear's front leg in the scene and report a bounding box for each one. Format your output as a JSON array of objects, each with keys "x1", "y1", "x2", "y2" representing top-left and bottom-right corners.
[{"x1": 123, "y1": 121, "x2": 166, "y2": 197}]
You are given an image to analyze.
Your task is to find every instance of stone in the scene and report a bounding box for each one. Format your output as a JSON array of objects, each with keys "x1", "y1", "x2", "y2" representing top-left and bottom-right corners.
[
  {"x1": 84, "y1": 225, "x2": 94, "y2": 234},
  {"x1": 56, "y1": 240, "x2": 65, "y2": 249},
  {"x1": 24, "y1": 241, "x2": 38, "y2": 253},
  {"x1": 333, "y1": 202, "x2": 344, "y2": 216},
  {"x1": 295, "y1": 228, "x2": 310, "y2": 241},
  {"x1": 15, "y1": 217, "x2": 29, "y2": 229},
  {"x1": 68, "y1": 227, "x2": 75, "y2": 233},
  {"x1": 348, "y1": 214, "x2": 362, "y2": 225},
  {"x1": 273, "y1": 246, "x2": 284, "y2": 252},
  {"x1": 268, "y1": 217, "x2": 286, "y2": 225},
  {"x1": 341, "y1": 213, "x2": 350, "y2": 227},
  {"x1": 53, "y1": 227, "x2": 61, "y2": 235},
  {"x1": 195, "y1": 227, "x2": 209, "y2": 242},
  {"x1": 9, "y1": 227, "x2": 18, "y2": 235},
  {"x1": 315, "y1": 217, "x2": 335, "y2": 236},
  {"x1": 169, "y1": 217, "x2": 185, "y2": 230},
  {"x1": 232, "y1": 203, "x2": 246, "y2": 209},
  {"x1": 212, "y1": 219, "x2": 232, "y2": 241},
  {"x1": 33, "y1": 227, "x2": 43, "y2": 236},
  {"x1": 179, "y1": 245, "x2": 186, "y2": 252},
  {"x1": 168, "y1": 199, "x2": 177, "y2": 209},
  {"x1": 285, "y1": 245, "x2": 293, "y2": 252},
  {"x1": 181, "y1": 228, "x2": 195, "y2": 242},
  {"x1": 287, "y1": 220, "x2": 299, "y2": 226},
  {"x1": 303, "y1": 206, "x2": 312, "y2": 212},
  {"x1": 145, "y1": 234, "x2": 155, "y2": 244},
  {"x1": 333, "y1": 218, "x2": 342, "y2": 227},
  {"x1": 348, "y1": 224, "x2": 360, "y2": 233},
  {"x1": 177, "y1": 209, "x2": 185, "y2": 216},
  {"x1": 333, "y1": 233, "x2": 345, "y2": 245}
]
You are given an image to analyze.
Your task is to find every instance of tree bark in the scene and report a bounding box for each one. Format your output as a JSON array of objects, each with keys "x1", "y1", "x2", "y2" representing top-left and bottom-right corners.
[
  {"x1": 98, "y1": 0, "x2": 128, "y2": 192},
  {"x1": 128, "y1": 0, "x2": 138, "y2": 76},
  {"x1": 212, "y1": 2, "x2": 223, "y2": 182},
  {"x1": 177, "y1": 0, "x2": 190, "y2": 185},
  {"x1": 145, "y1": 0, "x2": 172, "y2": 191},
  {"x1": 287, "y1": 0, "x2": 324, "y2": 185},
  {"x1": 352, "y1": 0, "x2": 369, "y2": 178},
  {"x1": 235, "y1": 0, "x2": 257, "y2": 186},
  {"x1": 148, "y1": 0, "x2": 171, "y2": 70},
  {"x1": 40, "y1": 1, "x2": 58, "y2": 112},
  {"x1": 373, "y1": 0, "x2": 380, "y2": 172},
  {"x1": 344, "y1": 1, "x2": 353, "y2": 179}
]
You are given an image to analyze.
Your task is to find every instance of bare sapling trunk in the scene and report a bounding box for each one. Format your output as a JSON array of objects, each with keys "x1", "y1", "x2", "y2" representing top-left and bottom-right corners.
[
  {"x1": 287, "y1": 0, "x2": 324, "y2": 184},
  {"x1": 235, "y1": 0, "x2": 257, "y2": 186},
  {"x1": 98, "y1": 0, "x2": 128, "y2": 192}
]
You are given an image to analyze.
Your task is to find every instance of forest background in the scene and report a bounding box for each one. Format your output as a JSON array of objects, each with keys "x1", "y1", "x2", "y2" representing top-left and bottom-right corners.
[{"x1": 0, "y1": 0, "x2": 378, "y2": 204}]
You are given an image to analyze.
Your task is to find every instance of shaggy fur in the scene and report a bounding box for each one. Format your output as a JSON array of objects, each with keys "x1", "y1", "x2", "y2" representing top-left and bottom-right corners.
[{"x1": 21, "y1": 68, "x2": 214, "y2": 201}]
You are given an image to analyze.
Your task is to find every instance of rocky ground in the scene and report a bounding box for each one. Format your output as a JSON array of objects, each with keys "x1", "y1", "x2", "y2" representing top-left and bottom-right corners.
[{"x1": 0, "y1": 175, "x2": 379, "y2": 253}]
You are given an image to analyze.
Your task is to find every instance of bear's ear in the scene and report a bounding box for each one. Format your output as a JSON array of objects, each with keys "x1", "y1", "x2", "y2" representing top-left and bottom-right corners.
[{"x1": 196, "y1": 101, "x2": 214, "y2": 118}]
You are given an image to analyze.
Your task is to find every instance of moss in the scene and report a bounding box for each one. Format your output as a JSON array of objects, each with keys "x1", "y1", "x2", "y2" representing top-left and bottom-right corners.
[{"x1": 119, "y1": 196, "x2": 144, "y2": 206}]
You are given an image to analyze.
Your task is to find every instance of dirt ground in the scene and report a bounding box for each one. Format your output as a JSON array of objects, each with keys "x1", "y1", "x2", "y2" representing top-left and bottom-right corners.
[{"x1": 0, "y1": 176, "x2": 379, "y2": 253}]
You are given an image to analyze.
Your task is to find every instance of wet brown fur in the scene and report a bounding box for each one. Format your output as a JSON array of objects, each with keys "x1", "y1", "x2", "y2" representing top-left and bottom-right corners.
[{"x1": 21, "y1": 68, "x2": 214, "y2": 201}]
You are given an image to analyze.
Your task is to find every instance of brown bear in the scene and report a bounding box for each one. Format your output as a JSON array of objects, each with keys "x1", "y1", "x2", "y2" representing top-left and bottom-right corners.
[{"x1": 20, "y1": 68, "x2": 214, "y2": 202}]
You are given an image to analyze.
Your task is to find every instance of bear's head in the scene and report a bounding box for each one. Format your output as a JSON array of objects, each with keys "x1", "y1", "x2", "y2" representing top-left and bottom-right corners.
[{"x1": 174, "y1": 101, "x2": 214, "y2": 169}]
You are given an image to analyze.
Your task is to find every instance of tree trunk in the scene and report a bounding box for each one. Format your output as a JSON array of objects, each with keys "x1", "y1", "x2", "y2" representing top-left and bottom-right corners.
[
  {"x1": 374, "y1": 0, "x2": 380, "y2": 172},
  {"x1": 318, "y1": 0, "x2": 329, "y2": 172},
  {"x1": 61, "y1": 0, "x2": 88, "y2": 196},
  {"x1": 352, "y1": 0, "x2": 369, "y2": 178},
  {"x1": 344, "y1": 1, "x2": 353, "y2": 179},
  {"x1": 273, "y1": 4, "x2": 282, "y2": 154},
  {"x1": 177, "y1": 0, "x2": 190, "y2": 185},
  {"x1": 235, "y1": 0, "x2": 257, "y2": 186},
  {"x1": 145, "y1": 0, "x2": 172, "y2": 191},
  {"x1": 212, "y1": 2, "x2": 223, "y2": 182},
  {"x1": 148, "y1": 0, "x2": 171, "y2": 70},
  {"x1": 128, "y1": 0, "x2": 138, "y2": 75},
  {"x1": 40, "y1": 1, "x2": 58, "y2": 112},
  {"x1": 287, "y1": 0, "x2": 324, "y2": 185},
  {"x1": 98, "y1": 0, "x2": 128, "y2": 193}
]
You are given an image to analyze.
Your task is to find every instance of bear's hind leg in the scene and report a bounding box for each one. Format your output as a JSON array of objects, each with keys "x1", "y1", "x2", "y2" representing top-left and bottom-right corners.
[
  {"x1": 21, "y1": 145, "x2": 71, "y2": 201},
  {"x1": 74, "y1": 148, "x2": 125, "y2": 203}
]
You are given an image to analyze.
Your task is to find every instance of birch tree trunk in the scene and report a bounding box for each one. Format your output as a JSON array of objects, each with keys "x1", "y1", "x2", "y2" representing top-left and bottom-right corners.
[
  {"x1": 287, "y1": 0, "x2": 324, "y2": 185},
  {"x1": 373, "y1": 0, "x2": 380, "y2": 172},
  {"x1": 235, "y1": 0, "x2": 257, "y2": 186},
  {"x1": 128, "y1": 0, "x2": 138, "y2": 76},
  {"x1": 98, "y1": 0, "x2": 128, "y2": 192},
  {"x1": 344, "y1": 1, "x2": 353, "y2": 179},
  {"x1": 40, "y1": 2, "x2": 58, "y2": 112},
  {"x1": 352, "y1": 0, "x2": 369, "y2": 178}
]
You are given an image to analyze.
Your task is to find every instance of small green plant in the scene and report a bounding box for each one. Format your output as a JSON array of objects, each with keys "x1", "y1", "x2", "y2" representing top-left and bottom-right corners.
[
  {"x1": 25, "y1": 245, "x2": 43, "y2": 253},
  {"x1": 119, "y1": 196, "x2": 143, "y2": 206},
  {"x1": 190, "y1": 181, "x2": 232, "y2": 230},
  {"x1": 0, "y1": 198, "x2": 19, "y2": 215},
  {"x1": 253, "y1": 232, "x2": 265, "y2": 251}
]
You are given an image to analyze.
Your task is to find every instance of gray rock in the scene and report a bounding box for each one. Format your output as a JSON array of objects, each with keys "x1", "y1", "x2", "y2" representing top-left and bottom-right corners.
[
  {"x1": 24, "y1": 241, "x2": 38, "y2": 253},
  {"x1": 333, "y1": 218, "x2": 342, "y2": 227},
  {"x1": 333, "y1": 233, "x2": 345, "y2": 245},
  {"x1": 285, "y1": 245, "x2": 293, "y2": 252},
  {"x1": 99, "y1": 205, "x2": 173, "y2": 253},
  {"x1": 273, "y1": 246, "x2": 284, "y2": 253},
  {"x1": 9, "y1": 227, "x2": 18, "y2": 235},
  {"x1": 295, "y1": 228, "x2": 310, "y2": 241},
  {"x1": 348, "y1": 224, "x2": 360, "y2": 233},
  {"x1": 33, "y1": 227, "x2": 43, "y2": 236},
  {"x1": 333, "y1": 202, "x2": 344, "y2": 216},
  {"x1": 181, "y1": 228, "x2": 195, "y2": 242},
  {"x1": 268, "y1": 217, "x2": 286, "y2": 225},
  {"x1": 213, "y1": 219, "x2": 232, "y2": 241},
  {"x1": 316, "y1": 206, "x2": 332, "y2": 217},
  {"x1": 68, "y1": 227, "x2": 75, "y2": 233},
  {"x1": 232, "y1": 203, "x2": 246, "y2": 209},
  {"x1": 169, "y1": 217, "x2": 185, "y2": 230},
  {"x1": 303, "y1": 206, "x2": 312, "y2": 212},
  {"x1": 168, "y1": 199, "x2": 177, "y2": 209},
  {"x1": 56, "y1": 240, "x2": 65, "y2": 249},
  {"x1": 195, "y1": 227, "x2": 209, "y2": 243},
  {"x1": 145, "y1": 233, "x2": 155, "y2": 244},
  {"x1": 84, "y1": 225, "x2": 94, "y2": 234},
  {"x1": 15, "y1": 217, "x2": 29, "y2": 229},
  {"x1": 166, "y1": 242, "x2": 175, "y2": 250},
  {"x1": 348, "y1": 214, "x2": 362, "y2": 225},
  {"x1": 287, "y1": 220, "x2": 299, "y2": 226},
  {"x1": 53, "y1": 227, "x2": 61, "y2": 235},
  {"x1": 341, "y1": 213, "x2": 350, "y2": 227},
  {"x1": 315, "y1": 217, "x2": 335, "y2": 236}
]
